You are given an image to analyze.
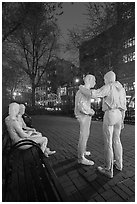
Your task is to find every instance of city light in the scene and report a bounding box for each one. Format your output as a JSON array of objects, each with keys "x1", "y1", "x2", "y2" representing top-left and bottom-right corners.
[
  {"x1": 75, "y1": 78, "x2": 80, "y2": 83},
  {"x1": 13, "y1": 92, "x2": 17, "y2": 96},
  {"x1": 12, "y1": 91, "x2": 22, "y2": 100},
  {"x1": 13, "y1": 91, "x2": 22, "y2": 96},
  {"x1": 27, "y1": 86, "x2": 32, "y2": 90}
]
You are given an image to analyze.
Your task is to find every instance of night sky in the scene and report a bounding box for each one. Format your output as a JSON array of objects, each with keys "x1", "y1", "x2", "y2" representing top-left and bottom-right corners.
[
  {"x1": 57, "y1": 2, "x2": 89, "y2": 64},
  {"x1": 57, "y1": 2, "x2": 88, "y2": 41}
]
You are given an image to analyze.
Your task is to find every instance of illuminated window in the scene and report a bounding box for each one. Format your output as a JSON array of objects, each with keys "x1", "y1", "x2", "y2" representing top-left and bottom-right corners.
[
  {"x1": 123, "y1": 55, "x2": 128, "y2": 63},
  {"x1": 124, "y1": 83, "x2": 135, "y2": 92},
  {"x1": 133, "y1": 37, "x2": 135, "y2": 46},
  {"x1": 133, "y1": 52, "x2": 135, "y2": 60},
  {"x1": 123, "y1": 83, "x2": 128, "y2": 91},
  {"x1": 128, "y1": 53, "x2": 133, "y2": 62},
  {"x1": 123, "y1": 37, "x2": 135, "y2": 49},
  {"x1": 60, "y1": 87, "x2": 67, "y2": 96},
  {"x1": 123, "y1": 52, "x2": 135, "y2": 63}
]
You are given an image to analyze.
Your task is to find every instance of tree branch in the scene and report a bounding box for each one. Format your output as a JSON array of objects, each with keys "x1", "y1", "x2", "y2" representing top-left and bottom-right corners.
[{"x1": 36, "y1": 37, "x2": 55, "y2": 86}]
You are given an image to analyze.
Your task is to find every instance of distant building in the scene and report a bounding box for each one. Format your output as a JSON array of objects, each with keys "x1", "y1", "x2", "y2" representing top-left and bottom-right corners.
[
  {"x1": 35, "y1": 59, "x2": 79, "y2": 108},
  {"x1": 57, "y1": 75, "x2": 82, "y2": 113},
  {"x1": 35, "y1": 85, "x2": 47, "y2": 106}
]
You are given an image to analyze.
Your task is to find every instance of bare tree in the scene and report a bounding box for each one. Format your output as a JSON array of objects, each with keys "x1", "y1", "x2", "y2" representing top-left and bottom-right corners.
[
  {"x1": 2, "y1": 60, "x2": 28, "y2": 101},
  {"x1": 2, "y1": 2, "x2": 63, "y2": 42},
  {"x1": 2, "y1": 2, "x2": 26, "y2": 42},
  {"x1": 45, "y1": 58, "x2": 78, "y2": 94},
  {"x1": 3, "y1": 3, "x2": 61, "y2": 107}
]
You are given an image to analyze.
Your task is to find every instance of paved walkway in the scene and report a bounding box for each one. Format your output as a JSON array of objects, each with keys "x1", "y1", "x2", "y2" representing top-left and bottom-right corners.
[{"x1": 32, "y1": 115, "x2": 135, "y2": 202}]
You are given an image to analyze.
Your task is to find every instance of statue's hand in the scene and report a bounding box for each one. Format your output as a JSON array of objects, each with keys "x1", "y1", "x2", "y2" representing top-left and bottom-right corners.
[{"x1": 90, "y1": 109, "x2": 95, "y2": 116}]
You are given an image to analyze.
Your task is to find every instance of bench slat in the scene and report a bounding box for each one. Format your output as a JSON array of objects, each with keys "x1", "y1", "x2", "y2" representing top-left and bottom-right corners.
[
  {"x1": 30, "y1": 164, "x2": 48, "y2": 201},
  {"x1": 42, "y1": 156, "x2": 69, "y2": 201},
  {"x1": 5, "y1": 153, "x2": 20, "y2": 201},
  {"x1": 18, "y1": 169, "x2": 28, "y2": 201},
  {"x1": 3, "y1": 145, "x2": 68, "y2": 202},
  {"x1": 22, "y1": 149, "x2": 39, "y2": 201},
  {"x1": 31, "y1": 147, "x2": 61, "y2": 201}
]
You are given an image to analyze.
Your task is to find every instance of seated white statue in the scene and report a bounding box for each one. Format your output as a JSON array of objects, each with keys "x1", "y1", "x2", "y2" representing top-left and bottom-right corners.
[{"x1": 5, "y1": 102, "x2": 56, "y2": 157}]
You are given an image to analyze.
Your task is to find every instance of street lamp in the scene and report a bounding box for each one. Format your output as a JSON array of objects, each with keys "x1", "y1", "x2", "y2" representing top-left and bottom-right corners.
[
  {"x1": 13, "y1": 91, "x2": 22, "y2": 100},
  {"x1": 75, "y1": 78, "x2": 80, "y2": 84},
  {"x1": 72, "y1": 77, "x2": 80, "y2": 107},
  {"x1": 13, "y1": 92, "x2": 17, "y2": 97}
]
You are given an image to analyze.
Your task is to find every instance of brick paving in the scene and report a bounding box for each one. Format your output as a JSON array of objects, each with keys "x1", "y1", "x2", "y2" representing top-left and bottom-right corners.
[{"x1": 32, "y1": 115, "x2": 135, "y2": 202}]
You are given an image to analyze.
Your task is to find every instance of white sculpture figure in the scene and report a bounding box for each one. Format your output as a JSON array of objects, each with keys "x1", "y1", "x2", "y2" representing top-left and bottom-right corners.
[
  {"x1": 79, "y1": 71, "x2": 127, "y2": 178},
  {"x1": 74, "y1": 75, "x2": 95, "y2": 165},
  {"x1": 5, "y1": 102, "x2": 56, "y2": 157}
]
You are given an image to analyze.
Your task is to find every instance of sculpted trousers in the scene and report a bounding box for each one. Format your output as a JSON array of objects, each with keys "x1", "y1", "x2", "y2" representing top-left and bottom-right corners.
[
  {"x1": 103, "y1": 109, "x2": 123, "y2": 173},
  {"x1": 27, "y1": 135, "x2": 48, "y2": 152},
  {"x1": 77, "y1": 115, "x2": 91, "y2": 159}
]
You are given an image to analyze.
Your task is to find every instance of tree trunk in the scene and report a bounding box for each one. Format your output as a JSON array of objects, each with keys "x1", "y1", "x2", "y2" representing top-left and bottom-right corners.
[{"x1": 31, "y1": 82, "x2": 36, "y2": 108}]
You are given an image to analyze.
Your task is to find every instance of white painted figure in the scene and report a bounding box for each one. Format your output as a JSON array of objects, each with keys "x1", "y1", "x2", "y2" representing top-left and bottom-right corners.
[
  {"x1": 80, "y1": 71, "x2": 127, "y2": 178},
  {"x1": 74, "y1": 75, "x2": 95, "y2": 165},
  {"x1": 17, "y1": 104, "x2": 42, "y2": 136},
  {"x1": 5, "y1": 102, "x2": 56, "y2": 157}
]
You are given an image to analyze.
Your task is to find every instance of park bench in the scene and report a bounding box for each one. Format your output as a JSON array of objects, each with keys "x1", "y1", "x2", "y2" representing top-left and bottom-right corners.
[{"x1": 2, "y1": 139, "x2": 68, "y2": 202}]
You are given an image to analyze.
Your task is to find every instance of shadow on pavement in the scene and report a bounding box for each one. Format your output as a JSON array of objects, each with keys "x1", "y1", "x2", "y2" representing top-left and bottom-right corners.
[
  {"x1": 72, "y1": 168, "x2": 122, "y2": 201},
  {"x1": 51, "y1": 155, "x2": 134, "y2": 202},
  {"x1": 53, "y1": 158, "x2": 82, "y2": 177}
]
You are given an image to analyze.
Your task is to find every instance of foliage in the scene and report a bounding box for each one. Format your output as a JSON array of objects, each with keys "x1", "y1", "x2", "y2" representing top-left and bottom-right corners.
[
  {"x1": 84, "y1": 2, "x2": 116, "y2": 39},
  {"x1": 2, "y1": 62, "x2": 28, "y2": 100},
  {"x1": 67, "y1": 2, "x2": 135, "y2": 49},
  {"x1": 47, "y1": 58, "x2": 79, "y2": 92},
  {"x1": 3, "y1": 2, "x2": 26, "y2": 42},
  {"x1": 2, "y1": 2, "x2": 63, "y2": 42}
]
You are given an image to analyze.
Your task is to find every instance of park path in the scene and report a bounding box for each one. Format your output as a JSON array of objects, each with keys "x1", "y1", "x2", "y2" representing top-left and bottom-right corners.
[{"x1": 32, "y1": 115, "x2": 135, "y2": 202}]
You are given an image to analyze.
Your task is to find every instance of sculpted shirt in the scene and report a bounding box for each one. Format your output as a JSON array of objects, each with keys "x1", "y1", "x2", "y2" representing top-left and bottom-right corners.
[
  {"x1": 79, "y1": 81, "x2": 127, "y2": 120},
  {"x1": 17, "y1": 115, "x2": 26, "y2": 129},
  {"x1": 5, "y1": 116, "x2": 29, "y2": 144},
  {"x1": 91, "y1": 81, "x2": 127, "y2": 112},
  {"x1": 74, "y1": 85, "x2": 93, "y2": 118}
]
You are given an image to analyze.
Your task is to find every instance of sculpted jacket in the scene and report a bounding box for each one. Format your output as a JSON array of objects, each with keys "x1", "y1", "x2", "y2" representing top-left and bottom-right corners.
[
  {"x1": 79, "y1": 81, "x2": 127, "y2": 121},
  {"x1": 74, "y1": 85, "x2": 94, "y2": 118}
]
